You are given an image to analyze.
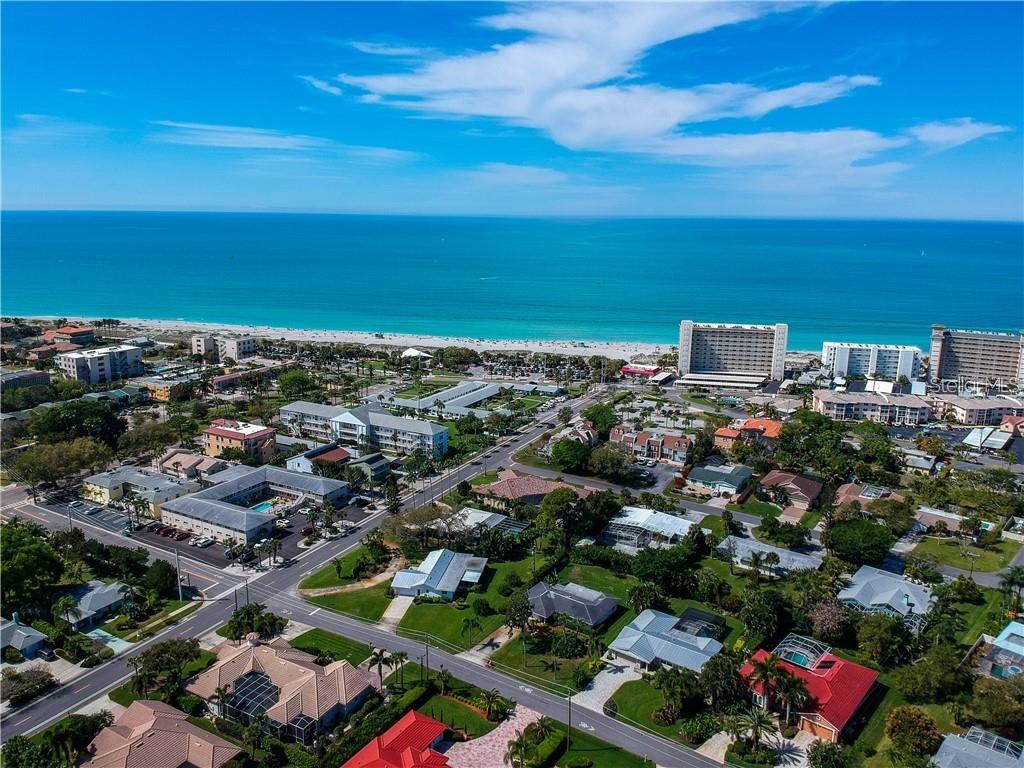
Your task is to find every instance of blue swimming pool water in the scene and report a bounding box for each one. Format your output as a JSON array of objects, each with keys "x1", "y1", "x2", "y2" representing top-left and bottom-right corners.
[{"x1": 251, "y1": 501, "x2": 274, "y2": 514}]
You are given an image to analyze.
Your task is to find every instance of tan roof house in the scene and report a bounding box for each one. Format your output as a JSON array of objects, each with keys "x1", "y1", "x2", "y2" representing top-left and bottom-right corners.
[
  {"x1": 186, "y1": 635, "x2": 380, "y2": 744},
  {"x1": 82, "y1": 700, "x2": 239, "y2": 768},
  {"x1": 472, "y1": 469, "x2": 593, "y2": 510},
  {"x1": 759, "y1": 470, "x2": 824, "y2": 511}
]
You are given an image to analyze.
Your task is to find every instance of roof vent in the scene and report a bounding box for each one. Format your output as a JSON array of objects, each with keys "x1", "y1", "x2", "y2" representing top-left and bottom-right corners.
[{"x1": 246, "y1": 632, "x2": 261, "y2": 646}]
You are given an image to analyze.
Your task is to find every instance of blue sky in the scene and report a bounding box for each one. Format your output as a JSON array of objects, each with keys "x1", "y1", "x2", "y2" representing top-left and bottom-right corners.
[{"x1": 3, "y1": 1, "x2": 1021, "y2": 219}]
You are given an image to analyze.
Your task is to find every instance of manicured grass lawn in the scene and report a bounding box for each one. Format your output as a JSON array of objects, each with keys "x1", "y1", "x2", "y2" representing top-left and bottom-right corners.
[
  {"x1": 308, "y1": 581, "x2": 392, "y2": 622},
  {"x1": 298, "y1": 546, "x2": 369, "y2": 589},
  {"x1": 488, "y1": 633, "x2": 582, "y2": 693},
  {"x1": 290, "y1": 628, "x2": 371, "y2": 666},
  {"x1": 557, "y1": 728, "x2": 654, "y2": 768},
  {"x1": 612, "y1": 680, "x2": 681, "y2": 740},
  {"x1": 557, "y1": 563, "x2": 638, "y2": 601},
  {"x1": 957, "y1": 588, "x2": 1006, "y2": 645},
  {"x1": 399, "y1": 556, "x2": 543, "y2": 649},
  {"x1": 857, "y1": 684, "x2": 961, "y2": 768},
  {"x1": 699, "y1": 514, "x2": 725, "y2": 537},
  {"x1": 418, "y1": 693, "x2": 496, "y2": 738},
  {"x1": 395, "y1": 379, "x2": 455, "y2": 399},
  {"x1": 912, "y1": 537, "x2": 1021, "y2": 572},
  {"x1": 109, "y1": 650, "x2": 217, "y2": 707},
  {"x1": 470, "y1": 471, "x2": 498, "y2": 486},
  {"x1": 726, "y1": 499, "x2": 782, "y2": 518},
  {"x1": 101, "y1": 600, "x2": 199, "y2": 642},
  {"x1": 699, "y1": 556, "x2": 750, "y2": 595}
]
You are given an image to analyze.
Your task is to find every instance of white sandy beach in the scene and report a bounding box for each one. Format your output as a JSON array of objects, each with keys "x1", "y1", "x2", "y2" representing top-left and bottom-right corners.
[{"x1": 26, "y1": 316, "x2": 676, "y2": 362}]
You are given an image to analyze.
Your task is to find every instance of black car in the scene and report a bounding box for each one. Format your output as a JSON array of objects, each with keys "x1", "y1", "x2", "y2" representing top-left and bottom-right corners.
[{"x1": 238, "y1": 549, "x2": 256, "y2": 563}]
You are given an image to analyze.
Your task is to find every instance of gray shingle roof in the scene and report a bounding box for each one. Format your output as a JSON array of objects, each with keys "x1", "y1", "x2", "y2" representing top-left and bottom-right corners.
[
  {"x1": 932, "y1": 728, "x2": 1023, "y2": 768},
  {"x1": 71, "y1": 580, "x2": 125, "y2": 624},
  {"x1": 0, "y1": 619, "x2": 46, "y2": 651},
  {"x1": 838, "y1": 566, "x2": 935, "y2": 618},
  {"x1": 527, "y1": 582, "x2": 619, "y2": 627}
]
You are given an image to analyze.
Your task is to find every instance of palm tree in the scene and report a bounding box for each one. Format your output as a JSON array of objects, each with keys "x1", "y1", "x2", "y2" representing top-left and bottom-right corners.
[
  {"x1": 436, "y1": 667, "x2": 453, "y2": 695},
  {"x1": 477, "y1": 688, "x2": 505, "y2": 721},
  {"x1": 51, "y1": 595, "x2": 77, "y2": 629},
  {"x1": 748, "y1": 551, "x2": 764, "y2": 584},
  {"x1": 244, "y1": 714, "x2": 267, "y2": 759},
  {"x1": 774, "y1": 673, "x2": 809, "y2": 726},
  {"x1": 1000, "y1": 565, "x2": 1024, "y2": 613},
  {"x1": 120, "y1": 581, "x2": 146, "y2": 620},
  {"x1": 764, "y1": 551, "x2": 781, "y2": 580},
  {"x1": 749, "y1": 655, "x2": 781, "y2": 711},
  {"x1": 368, "y1": 648, "x2": 390, "y2": 685},
  {"x1": 391, "y1": 651, "x2": 409, "y2": 689},
  {"x1": 503, "y1": 729, "x2": 537, "y2": 767},
  {"x1": 461, "y1": 616, "x2": 483, "y2": 647},
  {"x1": 214, "y1": 685, "x2": 234, "y2": 717},
  {"x1": 267, "y1": 538, "x2": 282, "y2": 565},
  {"x1": 525, "y1": 717, "x2": 553, "y2": 743},
  {"x1": 737, "y1": 706, "x2": 777, "y2": 753}
]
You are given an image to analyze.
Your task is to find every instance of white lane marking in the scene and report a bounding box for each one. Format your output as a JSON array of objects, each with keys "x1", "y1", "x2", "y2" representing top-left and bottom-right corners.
[{"x1": 309, "y1": 607, "x2": 321, "y2": 615}]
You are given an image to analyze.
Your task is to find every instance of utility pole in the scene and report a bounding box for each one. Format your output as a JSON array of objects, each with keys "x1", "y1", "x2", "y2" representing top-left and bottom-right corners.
[
  {"x1": 245, "y1": 578, "x2": 250, "y2": 606},
  {"x1": 174, "y1": 548, "x2": 183, "y2": 601},
  {"x1": 567, "y1": 691, "x2": 572, "y2": 750},
  {"x1": 233, "y1": 586, "x2": 239, "y2": 613}
]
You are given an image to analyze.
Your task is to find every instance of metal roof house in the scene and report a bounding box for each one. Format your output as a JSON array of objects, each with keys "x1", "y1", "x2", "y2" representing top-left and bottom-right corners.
[
  {"x1": 449, "y1": 507, "x2": 530, "y2": 539},
  {"x1": 608, "y1": 609, "x2": 723, "y2": 672},
  {"x1": 932, "y1": 727, "x2": 1024, "y2": 768},
  {"x1": 686, "y1": 463, "x2": 753, "y2": 494},
  {"x1": 0, "y1": 618, "x2": 47, "y2": 659},
  {"x1": 600, "y1": 506, "x2": 703, "y2": 553},
  {"x1": 69, "y1": 580, "x2": 126, "y2": 631},
  {"x1": 527, "y1": 582, "x2": 619, "y2": 628},
  {"x1": 717, "y1": 536, "x2": 824, "y2": 575},
  {"x1": 838, "y1": 565, "x2": 935, "y2": 632},
  {"x1": 391, "y1": 549, "x2": 488, "y2": 600}
]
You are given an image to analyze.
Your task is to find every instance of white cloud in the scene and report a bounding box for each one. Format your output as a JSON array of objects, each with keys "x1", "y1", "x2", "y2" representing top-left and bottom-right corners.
[
  {"x1": 334, "y1": 2, "x2": 901, "y2": 186},
  {"x1": 905, "y1": 117, "x2": 1011, "y2": 151},
  {"x1": 4, "y1": 114, "x2": 108, "y2": 144},
  {"x1": 297, "y1": 75, "x2": 342, "y2": 96},
  {"x1": 150, "y1": 121, "x2": 329, "y2": 150},
  {"x1": 465, "y1": 162, "x2": 569, "y2": 186},
  {"x1": 349, "y1": 41, "x2": 426, "y2": 57},
  {"x1": 64, "y1": 87, "x2": 112, "y2": 96}
]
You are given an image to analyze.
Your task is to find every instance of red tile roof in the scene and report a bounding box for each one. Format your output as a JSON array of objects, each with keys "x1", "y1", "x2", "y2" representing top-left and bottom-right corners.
[
  {"x1": 342, "y1": 710, "x2": 448, "y2": 768},
  {"x1": 315, "y1": 447, "x2": 352, "y2": 464},
  {"x1": 741, "y1": 649, "x2": 878, "y2": 733},
  {"x1": 715, "y1": 427, "x2": 741, "y2": 438},
  {"x1": 759, "y1": 470, "x2": 823, "y2": 503},
  {"x1": 741, "y1": 419, "x2": 784, "y2": 440}
]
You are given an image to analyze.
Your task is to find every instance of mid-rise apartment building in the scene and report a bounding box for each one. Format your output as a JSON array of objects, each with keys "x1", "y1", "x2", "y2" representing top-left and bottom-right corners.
[
  {"x1": 280, "y1": 400, "x2": 448, "y2": 457},
  {"x1": 191, "y1": 334, "x2": 259, "y2": 362},
  {"x1": 926, "y1": 394, "x2": 1024, "y2": 426},
  {"x1": 678, "y1": 321, "x2": 787, "y2": 387},
  {"x1": 202, "y1": 418, "x2": 276, "y2": 464},
  {"x1": 821, "y1": 342, "x2": 922, "y2": 380},
  {"x1": 812, "y1": 390, "x2": 932, "y2": 425},
  {"x1": 56, "y1": 344, "x2": 144, "y2": 384},
  {"x1": 929, "y1": 326, "x2": 1024, "y2": 387}
]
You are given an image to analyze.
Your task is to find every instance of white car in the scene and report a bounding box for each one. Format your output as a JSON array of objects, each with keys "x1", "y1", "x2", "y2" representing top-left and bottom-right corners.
[
  {"x1": 196, "y1": 538, "x2": 214, "y2": 548},
  {"x1": 69, "y1": 500, "x2": 84, "y2": 509}
]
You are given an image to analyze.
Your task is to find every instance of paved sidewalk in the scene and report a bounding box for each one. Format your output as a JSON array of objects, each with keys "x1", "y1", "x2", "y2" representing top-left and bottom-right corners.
[
  {"x1": 380, "y1": 595, "x2": 415, "y2": 627},
  {"x1": 444, "y1": 705, "x2": 542, "y2": 768},
  {"x1": 697, "y1": 731, "x2": 733, "y2": 763},
  {"x1": 570, "y1": 657, "x2": 641, "y2": 711}
]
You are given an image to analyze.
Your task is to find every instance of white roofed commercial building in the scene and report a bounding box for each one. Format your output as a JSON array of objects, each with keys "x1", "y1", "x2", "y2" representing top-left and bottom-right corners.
[
  {"x1": 56, "y1": 344, "x2": 144, "y2": 384},
  {"x1": 677, "y1": 321, "x2": 787, "y2": 387},
  {"x1": 821, "y1": 342, "x2": 922, "y2": 380}
]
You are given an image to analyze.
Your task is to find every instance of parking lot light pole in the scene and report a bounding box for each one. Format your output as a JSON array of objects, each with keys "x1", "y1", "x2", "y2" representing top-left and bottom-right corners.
[{"x1": 174, "y1": 549, "x2": 183, "y2": 601}]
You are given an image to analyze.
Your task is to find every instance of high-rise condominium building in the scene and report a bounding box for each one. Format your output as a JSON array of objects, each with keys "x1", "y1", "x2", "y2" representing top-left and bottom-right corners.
[
  {"x1": 928, "y1": 326, "x2": 1024, "y2": 387},
  {"x1": 677, "y1": 321, "x2": 787, "y2": 388},
  {"x1": 821, "y1": 342, "x2": 922, "y2": 380}
]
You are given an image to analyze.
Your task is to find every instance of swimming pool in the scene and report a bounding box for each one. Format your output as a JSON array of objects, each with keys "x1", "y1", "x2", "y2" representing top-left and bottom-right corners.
[
  {"x1": 781, "y1": 651, "x2": 811, "y2": 667},
  {"x1": 251, "y1": 501, "x2": 274, "y2": 514}
]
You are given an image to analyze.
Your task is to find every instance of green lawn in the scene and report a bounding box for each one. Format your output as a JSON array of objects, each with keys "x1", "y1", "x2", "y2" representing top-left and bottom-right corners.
[
  {"x1": 488, "y1": 633, "x2": 582, "y2": 693},
  {"x1": 109, "y1": 650, "x2": 217, "y2": 707},
  {"x1": 470, "y1": 471, "x2": 498, "y2": 486},
  {"x1": 399, "y1": 556, "x2": 543, "y2": 649},
  {"x1": 101, "y1": 599, "x2": 192, "y2": 640},
  {"x1": 307, "y1": 581, "x2": 393, "y2": 622},
  {"x1": 912, "y1": 537, "x2": 1022, "y2": 572},
  {"x1": 395, "y1": 379, "x2": 456, "y2": 399},
  {"x1": 298, "y1": 546, "x2": 370, "y2": 590},
  {"x1": 698, "y1": 556, "x2": 750, "y2": 595},
  {"x1": 612, "y1": 680, "x2": 681, "y2": 740},
  {"x1": 699, "y1": 514, "x2": 725, "y2": 537},
  {"x1": 726, "y1": 499, "x2": 782, "y2": 518},
  {"x1": 957, "y1": 588, "x2": 1006, "y2": 645},
  {"x1": 557, "y1": 728, "x2": 654, "y2": 768},
  {"x1": 290, "y1": 628, "x2": 372, "y2": 666},
  {"x1": 418, "y1": 693, "x2": 496, "y2": 738}
]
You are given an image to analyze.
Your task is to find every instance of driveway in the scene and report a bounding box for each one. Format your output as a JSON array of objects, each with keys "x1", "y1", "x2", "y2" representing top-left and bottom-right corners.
[
  {"x1": 570, "y1": 656, "x2": 642, "y2": 711},
  {"x1": 379, "y1": 595, "x2": 415, "y2": 627},
  {"x1": 444, "y1": 705, "x2": 542, "y2": 768},
  {"x1": 773, "y1": 729, "x2": 816, "y2": 768}
]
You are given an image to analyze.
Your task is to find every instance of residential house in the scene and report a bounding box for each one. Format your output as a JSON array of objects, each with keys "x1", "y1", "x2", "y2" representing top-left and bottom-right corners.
[
  {"x1": 527, "y1": 582, "x2": 619, "y2": 628},
  {"x1": 69, "y1": 580, "x2": 126, "y2": 631},
  {"x1": 838, "y1": 565, "x2": 935, "y2": 633},
  {"x1": 973, "y1": 621, "x2": 1024, "y2": 680},
  {"x1": 715, "y1": 419, "x2": 784, "y2": 452},
  {"x1": 27, "y1": 341, "x2": 81, "y2": 361},
  {"x1": 741, "y1": 635, "x2": 878, "y2": 743},
  {"x1": 391, "y1": 549, "x2": 488, "y2": 600},
  {"x1": 758, "y1": 470, "x2": 823, "y2": 511},
  {"x1": 186, "y1": 636, "x2": 380, "y2": 745},
  {"x1": 900, "y1": 447, "x2": 940, "y2": 474},
  {"x1": 609, "y1": 424, "x2": 690, "y2": 462},
  {"x1": 543, "y1": 419, "x2": 599, "y2": 456},
  {"x1": 609, "y1": 608, "x2": 723, "y2": 672},
  {"x1": 0, "y1": 618, "x2": 47, "y2": 659},
  {"x1": 446, "y1": 507, "x2": 530, "y2": 539},
  {"x1": 1000, "y1": 415, "x2": 1024, "y2": 438},
  {"x1": 343, "y1": 710, "x2": 448, "y2": 768},
  {"x1": 685, "y1": 463, "x2": 752, "y2": 496},
  {"x1": 717, "y1": 536, "x2": 823, "y2": 576},
  {"x1": 931, "y1": 727, "x2": 1024, "y2": 768},
  {"x1": 834, "y1": 483, "x2": 900, "y2": 510},
  {"x1": 202, "y1": 419, "x2": 276, "y2": 464},
  {"x1": 912, "y1": 506, "x2": 996, "y2": 536},
  {"x1": 473, "y1": 469, "x2": 592, "y2": 511},
  {"x1": 600, "y1": 506, "x2": 702, "y2": 552},
  {"x1": 82, "y1": 700, "x2": 240, "y2": 768}
]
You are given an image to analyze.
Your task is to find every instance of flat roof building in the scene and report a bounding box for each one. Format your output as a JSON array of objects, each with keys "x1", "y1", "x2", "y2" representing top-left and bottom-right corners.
[
  {"x1": 202, "y1": 418, "x2": 276, "y2": 464},
  {"x1": 82, "y1": 467, "x2": 199, "y2": 517},
  {"x1": 821, "y1": 341, "x2": 922, "y2": 381},
  {"x1": 678, "y1": 321, "x2": 787, "y2": 387},
  {"x1": 929, "y1": 326, "x2": 1024, "y2": 388},
  {"x1": 926, "y1": 394, "x2": 1024, "y2": 426},
  {"x1": 812, "y1": 389, "x2": 932, "y2": 425},
  {"x1": 56, "y1": 344, "x2": 144, "y2": 384}
]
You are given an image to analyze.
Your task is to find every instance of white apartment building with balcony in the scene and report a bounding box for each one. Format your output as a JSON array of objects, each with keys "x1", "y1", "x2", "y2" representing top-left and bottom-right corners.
[
  {"x1": 812, "y1": 390, "x2": 932, "y2": 425},
  {"x1": 821, "y1": 342, "x2": 922, "y2": 381},
  {"x1": 280, "y1": 401, "x2": 448, "y2": 457},
  {"x1": 677, "y1": 321, "x2": 787, "y2": 388},
  {"x1": 56, "y1": 345, "x2": 144, "y2": 384},
  {"x1": 191, "y1": 334, "x2": 259, "y2": 362}
]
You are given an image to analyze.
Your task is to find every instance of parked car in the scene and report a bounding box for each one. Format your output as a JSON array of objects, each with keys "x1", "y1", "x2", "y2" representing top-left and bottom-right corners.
[
  {"x1": 69, "y1": 500, "x2": 84, "y2": 509},
  {"x1": 159, "y1": 527, "x2": 174, "y2": 536},
  {"x1": 225, "y1": 547, "x2": 239, "y2": 560},
  {"x1": 275, "y1": 518, "x2": 290, "y2": 529},
  {"x1": 196, "y1": 538, "x2": 214, "y2": 548},
  {"x1": 173, "y1": 531, "x2": 191, "y2": 541},
  {"x1": 301, "y1": 525, "x2": 314, "y2": 536},
  {"x1": 238, "y1": 549, "x2": 256, "y2": 563}
]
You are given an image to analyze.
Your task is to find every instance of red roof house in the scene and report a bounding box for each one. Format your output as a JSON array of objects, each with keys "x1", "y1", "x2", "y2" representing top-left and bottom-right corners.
[
  {"x1": 740, "y1": 642, "x2": 878, "y2": 742},
  {"x1": 342, "y1": 710, "x2": 448, "y2": 768}
]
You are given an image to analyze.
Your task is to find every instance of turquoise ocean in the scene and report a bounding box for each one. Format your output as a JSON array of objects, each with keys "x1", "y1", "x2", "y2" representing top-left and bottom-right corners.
[{"x1": 2, "y1": 212, "x2": 1021, "y2": 351}]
